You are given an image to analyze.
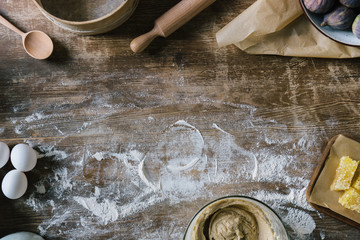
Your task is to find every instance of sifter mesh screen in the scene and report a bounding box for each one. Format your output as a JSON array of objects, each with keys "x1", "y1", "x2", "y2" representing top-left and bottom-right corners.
[{"x1": 39, "y1": 0, "x2": 126, "y2": 21}]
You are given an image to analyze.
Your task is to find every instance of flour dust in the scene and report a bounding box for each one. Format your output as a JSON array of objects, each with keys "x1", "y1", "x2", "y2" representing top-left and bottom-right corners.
[{"x1": 19, "y1": 106, "x2": 325, "y2": 239}]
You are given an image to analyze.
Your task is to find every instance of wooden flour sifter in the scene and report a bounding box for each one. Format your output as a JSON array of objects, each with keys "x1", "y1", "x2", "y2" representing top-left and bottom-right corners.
[{"x1": 130, "y1": 0, "x2": 216, "y2": 53}]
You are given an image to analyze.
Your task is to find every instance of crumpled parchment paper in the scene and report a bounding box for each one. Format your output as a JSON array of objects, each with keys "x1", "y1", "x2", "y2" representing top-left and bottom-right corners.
[{"x1": 216, "y1": 0, "x2": 360, "y2": 58}]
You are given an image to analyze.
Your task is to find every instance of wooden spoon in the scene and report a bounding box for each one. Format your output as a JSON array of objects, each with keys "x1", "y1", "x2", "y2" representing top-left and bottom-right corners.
[
  {"x1": 130, "y1": 0, "x2": 216, "y2": 53},
  {"x1": 0, "y1": 14, "x2": 53, "y2": 60}
]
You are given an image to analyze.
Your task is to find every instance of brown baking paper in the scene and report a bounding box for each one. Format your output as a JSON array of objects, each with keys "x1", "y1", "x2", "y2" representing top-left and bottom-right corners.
[
  {"x1": 309, "y1": 135, "x2": 360, "y2": 223},
  {"x1": 216, "y1": 0, "x2": 360, "y2": 58}
]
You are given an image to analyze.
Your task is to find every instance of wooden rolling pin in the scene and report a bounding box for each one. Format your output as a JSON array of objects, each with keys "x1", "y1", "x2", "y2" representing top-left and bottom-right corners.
[{"x1": 130, "y1": 0, "x2": 216, "y2": 53}]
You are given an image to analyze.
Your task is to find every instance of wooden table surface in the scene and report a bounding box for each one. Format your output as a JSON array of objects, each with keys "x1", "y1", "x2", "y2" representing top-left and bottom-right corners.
[{"x1": 1, "y1": 0, "x2": 360, "y2": 239}]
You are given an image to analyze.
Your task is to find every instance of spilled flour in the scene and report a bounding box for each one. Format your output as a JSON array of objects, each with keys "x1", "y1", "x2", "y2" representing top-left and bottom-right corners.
[
  {"x1": 73, "y1": 196, "x2": 118, "y2": 225},
  {"x1": 283, "y1": 208, "x2": 316, "y2": 236},
  {"x1": 19, "y1": 105, "x2": 325, "y2": 239}
]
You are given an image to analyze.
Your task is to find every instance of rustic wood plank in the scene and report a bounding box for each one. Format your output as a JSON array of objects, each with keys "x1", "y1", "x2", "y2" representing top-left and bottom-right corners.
[{"x1": 1, "y1": 0, "x2": 360, "y2": 239}]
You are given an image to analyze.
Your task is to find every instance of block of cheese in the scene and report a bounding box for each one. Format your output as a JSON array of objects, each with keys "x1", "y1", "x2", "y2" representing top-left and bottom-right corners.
[
  {"x1": 339, "y1": 187, "x2": 360, "y2": 213},
  {"x1": 330, "y1": 156, "x2": 359, "y2": 191}
]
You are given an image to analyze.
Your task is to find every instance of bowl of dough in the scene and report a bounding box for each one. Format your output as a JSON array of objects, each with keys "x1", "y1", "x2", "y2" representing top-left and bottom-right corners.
[
  {"x1": 184, "y1": 196, "x2": 289, "y2": 240},
  {"x1": 299, "y1": 0, "x2": 360, "y2": 46},
  {"x1": 31, "y1": 0, "x2": 139, "y2": 35}
]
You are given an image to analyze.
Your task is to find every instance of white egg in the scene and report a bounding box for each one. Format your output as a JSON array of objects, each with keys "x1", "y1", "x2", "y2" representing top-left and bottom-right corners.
[
  {"x1": 1, "y1": 170, "x2": 28, "y2": 199},
  {"x1": 0, "y1": 142, "x2": 10, "y2": 169},
  {"x1": 0, "y1": 232, "x2": 44, "y2": 240},
  {"x1": 10, "y1": 143, "x2": 37, "y2": 172}
]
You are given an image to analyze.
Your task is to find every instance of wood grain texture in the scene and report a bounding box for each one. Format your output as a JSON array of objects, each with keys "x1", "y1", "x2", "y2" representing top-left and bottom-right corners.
[{"x1": 1, "y1": 0, "x2": 360, "y2": 239}]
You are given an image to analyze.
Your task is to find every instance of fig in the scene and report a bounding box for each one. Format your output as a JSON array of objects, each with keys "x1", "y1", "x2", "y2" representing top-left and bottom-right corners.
[
  {"x1": 321, "y1": 5, "x2": 357, "y2": 30},
  {"x1": 352, "y1": 14, "x2": 360, "y2": 39},
  {"x1": 304, "y1": 0, "x2": 336, "y2": 14},
  {"x1": 339, "y1": 0, "x2": 360, "y2": 8}
]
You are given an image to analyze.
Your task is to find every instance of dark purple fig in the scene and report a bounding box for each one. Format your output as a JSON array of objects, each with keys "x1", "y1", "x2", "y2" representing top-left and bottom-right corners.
[
  {"x1": 321, "y1": 5, "x2": 357, "y2": 30},
  {"x1": 352, "y1": 14, "x2": 360, "y2": 39},
  {"x1": 304, "y1": 0, "x2": 336, "y2": 14},
  {"x1": 339, "y1": 0, "x2": 360, "y2": 8}
]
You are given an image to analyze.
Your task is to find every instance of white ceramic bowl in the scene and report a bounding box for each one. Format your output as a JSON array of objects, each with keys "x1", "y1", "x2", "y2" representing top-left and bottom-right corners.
[
  {"x1": 183, "y1": 195, "x2": 289, "y2": 240},
  {"x1": 299, "y1": 0, "x2": 360, "y2": 46}
]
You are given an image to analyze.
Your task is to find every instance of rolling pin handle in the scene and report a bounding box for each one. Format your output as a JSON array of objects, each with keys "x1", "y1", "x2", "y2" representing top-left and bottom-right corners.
[{"x1": 130, "y1": 27, "x2": 160, "y2": 53}]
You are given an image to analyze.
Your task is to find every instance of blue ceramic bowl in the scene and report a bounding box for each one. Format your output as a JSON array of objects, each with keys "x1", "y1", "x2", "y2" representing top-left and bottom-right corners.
[{"x1": 299, "y1": 0, "x2": 360, "y2": 47}]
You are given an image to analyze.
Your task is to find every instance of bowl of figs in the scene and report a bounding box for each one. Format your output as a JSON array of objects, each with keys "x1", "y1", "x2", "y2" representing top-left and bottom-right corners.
[{"x1": 299, "y1": 0, "x2": 360, "y2": 46}]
